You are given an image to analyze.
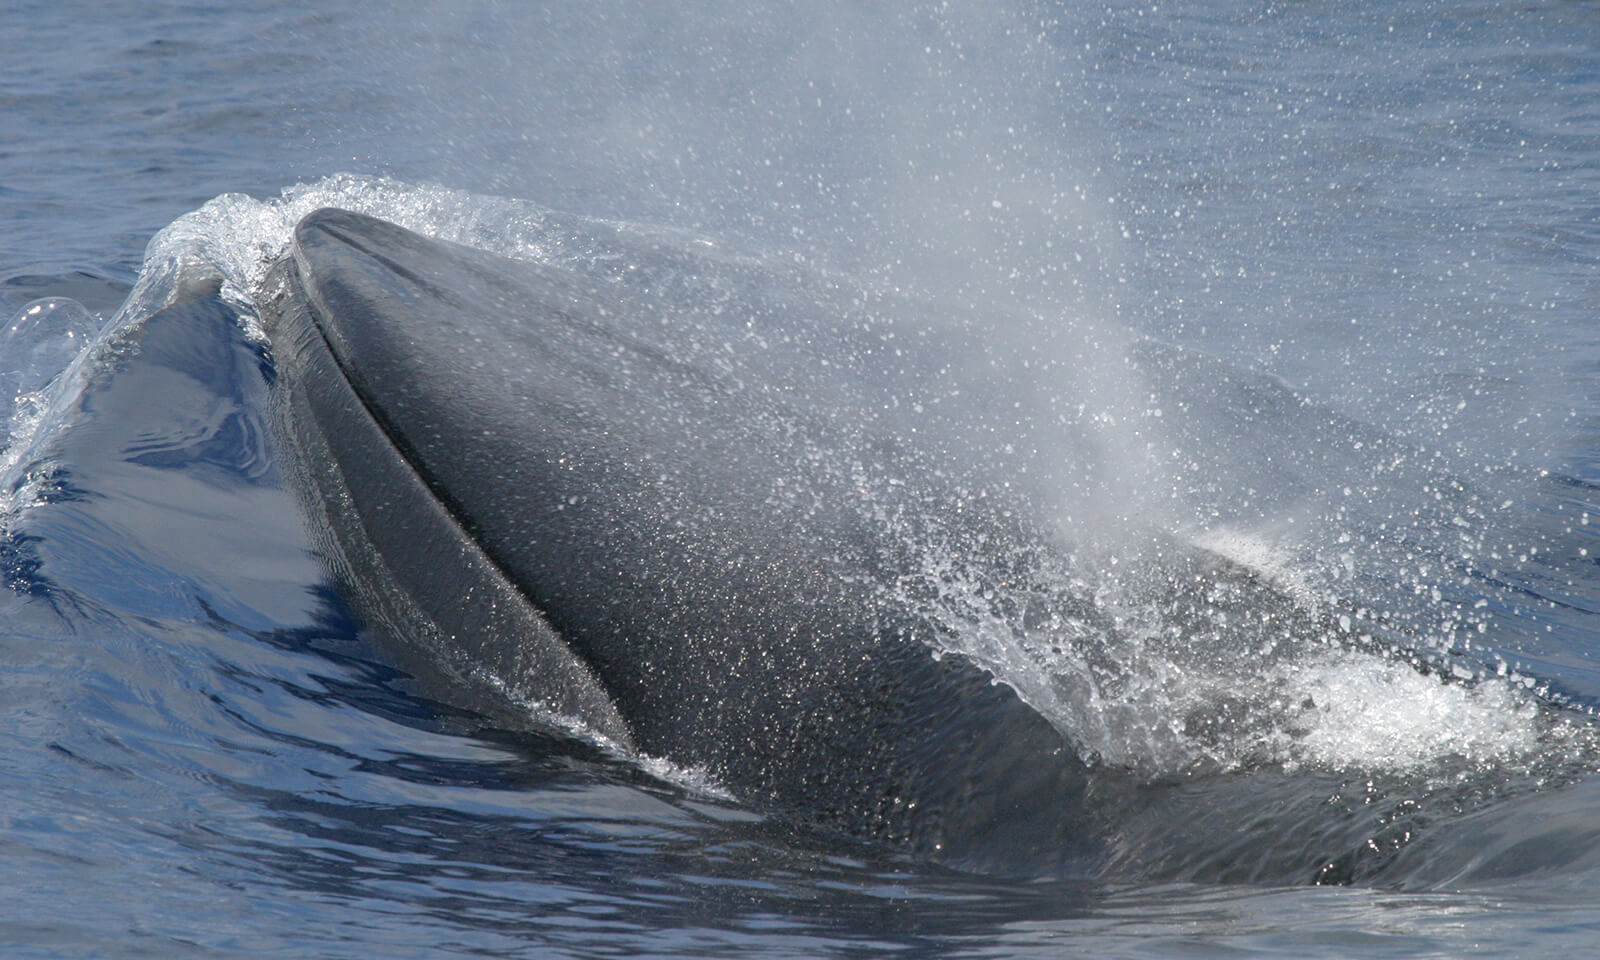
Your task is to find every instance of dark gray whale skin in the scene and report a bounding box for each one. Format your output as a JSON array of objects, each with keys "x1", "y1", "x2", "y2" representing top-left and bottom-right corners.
[{"x1": 258, "y1": 208, "x2": 1096, "y2": 874}]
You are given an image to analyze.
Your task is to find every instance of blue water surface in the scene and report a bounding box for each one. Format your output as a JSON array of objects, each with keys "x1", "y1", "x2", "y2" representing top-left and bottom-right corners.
[{"x1": 4, "y1": 2, "x2": 1600, "y2": 957}]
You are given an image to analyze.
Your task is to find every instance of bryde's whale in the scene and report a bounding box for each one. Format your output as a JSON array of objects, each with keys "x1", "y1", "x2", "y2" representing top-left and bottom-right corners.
[
  {"x1": 255, "y1": 208, "x2": 1523, "y2": 883},
  {"x1": 258, "y1": 208, "x2": 1103, "y2": 873}
]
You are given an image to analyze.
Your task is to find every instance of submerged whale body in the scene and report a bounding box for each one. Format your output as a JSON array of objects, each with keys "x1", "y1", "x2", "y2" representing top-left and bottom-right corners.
[{"x1": 258, "y1": 208, "x2": 1102, "y2": 873}]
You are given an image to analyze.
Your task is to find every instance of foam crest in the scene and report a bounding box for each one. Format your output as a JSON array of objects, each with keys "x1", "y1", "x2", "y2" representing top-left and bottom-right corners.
[{"x1": 1272, "y1": 652, "x2": 1542, "y2": 773}]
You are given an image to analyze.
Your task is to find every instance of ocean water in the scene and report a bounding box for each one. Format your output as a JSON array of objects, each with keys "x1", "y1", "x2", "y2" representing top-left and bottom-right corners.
[{"x1": 4, "y1": 2, "x2": 1600, "y2": 957}]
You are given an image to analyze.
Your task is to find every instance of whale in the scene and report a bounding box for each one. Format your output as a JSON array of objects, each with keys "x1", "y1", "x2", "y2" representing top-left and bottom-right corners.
[
  {"x1": 245, "y1": 206, "x2": 1550, "y2": 886},
  {"x1": 256, "y1": 208, "x2": 1111, "y2": 874}
]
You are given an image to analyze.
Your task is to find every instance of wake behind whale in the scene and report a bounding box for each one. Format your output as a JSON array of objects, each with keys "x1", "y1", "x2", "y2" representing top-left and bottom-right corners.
[{"x1": 233, "y1": 199, "x2": 1582, "y2": 883}]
